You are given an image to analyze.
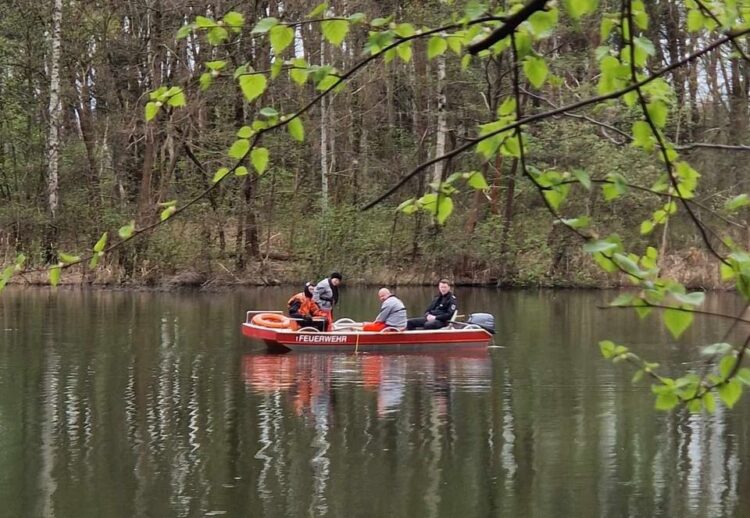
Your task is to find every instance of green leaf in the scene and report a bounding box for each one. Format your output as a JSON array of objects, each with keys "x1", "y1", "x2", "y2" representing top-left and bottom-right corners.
[
  {"x1": 89, "y1": 253, "x2": 102, "y2": 269},
  {"x1": 239, "y1": 74, "x2": 267, "y2": 103},
  {"x1": 599, "y1": 340, "x2": 616, "y2": 359},
  {"x1": 647, "y1": 101, "x2": 668, "y2": 128},
  {"x1": 167, "y1": 91, "x2": 186, "y2": 107},
  {"x1": 725, "y1": 194, "x2": 750, "y2": 212},
  {"x1": 427, "y1": 37, "x2": 448, "y2": 59},
  {"x1": 176, "y1": 24, "x2": 192, "y2": 39},
  {"x1": 228, "y1": 138, "x2": 250, "y2": 159},
  {"x1": 613, "y1": 253, "x2": 642, "y2": 277},
  {"x1": 199, "y1": 73, "x2": 213, "y2": 91},
  {"x1": 252, "y1": 17, "x2": 278, "y2": 34},
  {"x1": 671, "y1": 291, "x2": 705, "y2": 307},
  {"x1": 321, "y1": 19, "x2": 349, "y2": 45},
  {"x1": 687, "y1": 9, "x2": 704, "y2": 32},
  {"x1": 396, "y1": 198, "x2": 418, "y2": 214},
  {"x1": 655, "y1": 392, "x2": 679, "y2": 410},
  {"x1": 701, "y1": 392, "x2": 715, "y2": 413},
  {"x1": 602, "y1": 174, "x2": 627, "y2": 200},
  {"x1": 663, "y1": 308, "x2": 693, "y2": 339},
  {"x1": 237, "y1": 126, "x2": 253, "y2": 139},
  {"x1": 316, "y1": 74, "x2": 340, "y2": 92},
  {"x1": 118, "y1": 221, "x2": 135, "y2": 239},
  {"x1": 720, "y1": 263, "x2": 735, "y2": 282},
  {"x1": 573, "y1": 169, "x2": 591, "y2": 190},
  {"x1": 720, "y1": 354, "x2": 737, "y2": 379},
  {"x1": 701, "y1": 342, "x2": 733, "y2": 356},
  {"x1": 0, "y1": 266, "x2": 15, "y2": 292},
  {"x1": 718, "y1": 379, "x2": 743, "y2": 408},
  {"x1": 59, "y1": 252, "x2": 80, "y2": 264},
  {"x1": 49, "y1": 266, "x2": 61, "y2": 287},
  {"x1": 308, "y1": 2, "x2": 328, "y2": 18},
  {"x1": 160, "y1": 205, "x2": 176, "y2": 221},
  {"x1": 640, "y1": 220, "x2": 655, "y2": 235},
  {"x1": 269, "y1": 25, "x2": 294, "y2": 53},
  {"x1": 235, "y1": 166, "x2": 249, "y2": 177},
  {"x1": 290, "y1": 58, "x2": 309, "y2": 85},
  {"x1": 394, "y1": 23, "x2": 415, "y2": 38},
  {"x1": 466, "y1": 171, "x2": 489, "y2": 190},
  {"x1": 522, "y1": 56, "x2": 548, "y2": 88},
  {"x1": 436, "y1": 196, "x2": 454, "y2": 225},
  {"x1": 632, "y1": 120, "x2": 653, "y2": 150},
  {"x1": 212, "y1": 167, "x2": 230, "y2": 183},
  {"x1": 737, "y1": 368, "x2": 750, "y2": 385},
  {"x1": 93, "y1": 232, "x2": 108, "y2": 252},
  {"x1": 686, "y1": 398, "x2": 702, "y2": 413},
  {"x1": 565, "y1": 0, "x2": 598, "y2": 20},
  {"x1": 584, "y1": 240, "x2": 618, "y2": 254},
  {"x1": 396, "y1": 42, "x2": 413, "y2": 63},
  {"x1": 207, "y1": 26, "x2": 229, "y2": 45},
  {"x1": 145, "y1": 102, "x2": 159, "y2": 121},
  {"x1": 528, "y1": 8, "x2": 559, "y2": 38},
  {"x1": 206, "y1": 60, "x2": 226, "y2": 71},
  {"x1": 610, "y1": 293, "x2": 634, "y2": 306},
  {"x1": 195, "y1": 16, "x2": 215, "y2": 28},
  {"x1": 259, "y1": 107, "x2": 279, "y2": 118},
  {"x1": 288, "y1": 117, "x2": 305, "y2": 142},
  {"x1": 251, "y1": 147, "x2": 269, "y2": 174},
  {"x1": 223, "y1": 11, "x2": 244, "y2": 28},
  {"x1": 632, "y1": 370, "x2": 644, "y2": 383}
]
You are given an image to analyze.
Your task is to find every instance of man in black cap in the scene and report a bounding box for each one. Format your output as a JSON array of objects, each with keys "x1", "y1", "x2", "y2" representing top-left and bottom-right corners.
[{"x1": 313, "y1": 272, "x2": 342, "y2": 329}]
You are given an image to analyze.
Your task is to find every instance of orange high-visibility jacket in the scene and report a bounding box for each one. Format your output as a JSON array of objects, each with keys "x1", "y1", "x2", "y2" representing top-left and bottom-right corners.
[{"x1": 287, "y1": 292, "x2": 325, "y2": 318}]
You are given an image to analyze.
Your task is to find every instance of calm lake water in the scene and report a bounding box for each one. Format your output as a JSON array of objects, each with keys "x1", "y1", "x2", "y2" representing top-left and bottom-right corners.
[{"x1": 2, "y1": 286, "x2": 750, "y2": 518}]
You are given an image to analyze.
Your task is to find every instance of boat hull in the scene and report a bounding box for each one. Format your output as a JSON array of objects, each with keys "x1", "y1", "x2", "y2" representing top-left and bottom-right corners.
[{"x1": 241, "y1": 322, "x2": 492, "y2": 352}]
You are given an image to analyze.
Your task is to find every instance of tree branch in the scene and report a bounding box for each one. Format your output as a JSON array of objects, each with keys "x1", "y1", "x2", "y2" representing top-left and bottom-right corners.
[
  {"x1": 362, "y1": 28, "x2": 750, "y2": 211},
  {"x1": 467, "y1": 0, "x2": 551, "y2": 55}
]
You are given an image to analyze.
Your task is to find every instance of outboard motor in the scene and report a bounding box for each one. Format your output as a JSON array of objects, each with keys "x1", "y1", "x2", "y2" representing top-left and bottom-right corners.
[{"x1": 467, "y1": 313, "x2": 495, "y2": 334}]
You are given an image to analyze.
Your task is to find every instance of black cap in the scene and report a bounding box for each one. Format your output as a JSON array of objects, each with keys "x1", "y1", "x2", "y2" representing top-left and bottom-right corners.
[{"x1": 330, "y1": 272, "x2": 342, "y2": 280}]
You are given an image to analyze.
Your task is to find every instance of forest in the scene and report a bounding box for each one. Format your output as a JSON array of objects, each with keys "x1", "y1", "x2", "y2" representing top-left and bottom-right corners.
[{"x1": 1, "y1": 0, "x2": 749, "y2": 290}]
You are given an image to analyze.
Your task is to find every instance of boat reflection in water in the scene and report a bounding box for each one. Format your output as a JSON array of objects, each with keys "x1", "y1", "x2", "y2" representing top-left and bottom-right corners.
[{"x1": 241, "y1": 350, "x2": 492, "y2": 423}]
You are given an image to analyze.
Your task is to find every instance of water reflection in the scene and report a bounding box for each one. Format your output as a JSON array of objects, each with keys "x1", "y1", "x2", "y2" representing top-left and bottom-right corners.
[
  {"x1": 241, "y1": 351, "x2": 492, "y2": 424},
  {"x1": 2, "y1": 288, "x2": 750, "y2": 517}
]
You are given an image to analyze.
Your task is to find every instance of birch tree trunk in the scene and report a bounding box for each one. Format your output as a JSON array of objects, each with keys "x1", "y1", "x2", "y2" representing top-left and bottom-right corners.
[
  {"x1": 431, "y1": 55, "x2": 448, "y2": 188},
  {"x1": 320, "y1": 39, "x2": 329, "y2": 212},
  {"x1": 45, "y1": 0, "x2": 63, "y2": 259}
]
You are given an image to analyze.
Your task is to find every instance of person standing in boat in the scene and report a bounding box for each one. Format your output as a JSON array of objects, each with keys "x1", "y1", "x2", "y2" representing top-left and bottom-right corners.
[
  {"x1": 406, "y1": 279, "x2": 457, "y2": 330},
  {"x1": 288, "y1": 282, "x2": 327, "y2": 331},
  {"x1": 363, "y1": 288, "x2": 407, "y2": 331},
  {"x1": 313, "y1": 272, "x2": 342, "y2": 329}
]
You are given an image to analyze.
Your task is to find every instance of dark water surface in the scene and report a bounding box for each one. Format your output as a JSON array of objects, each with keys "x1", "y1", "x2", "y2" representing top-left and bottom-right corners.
[{"x1": 2, "y1": 287, "x2": 750, "y2": 518}]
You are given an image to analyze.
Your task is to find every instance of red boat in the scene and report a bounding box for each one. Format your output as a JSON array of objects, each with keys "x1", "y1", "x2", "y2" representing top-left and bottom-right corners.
[{"x1": 241, "y1": 311, "x2": 494, "y2": 352}]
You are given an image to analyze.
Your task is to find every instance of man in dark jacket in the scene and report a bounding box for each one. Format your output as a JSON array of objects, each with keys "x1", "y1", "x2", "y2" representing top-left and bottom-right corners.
[{"x1": 406, "y1": 279, "x2": 457, "y2": 330}]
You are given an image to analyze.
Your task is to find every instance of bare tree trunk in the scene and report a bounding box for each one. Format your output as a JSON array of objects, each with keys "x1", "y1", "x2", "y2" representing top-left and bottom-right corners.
[{"x1": 45, "y1": 0, "x2": 64, "y2": 261}]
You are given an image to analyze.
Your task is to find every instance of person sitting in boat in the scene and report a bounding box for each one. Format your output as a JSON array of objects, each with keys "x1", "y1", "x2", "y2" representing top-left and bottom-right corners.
[
  {"x1": 362, "y1": 288, "x2": 407, "y2": 331},
  {"x1": 313, "y1": 272, "x2": 342, "y2": 328},
  {"x1": 406, "y1": 279, "x2": 457, "y2": 330},
  {"x1": 288, "y1": 282, "x2": 327, "y2": 331}
]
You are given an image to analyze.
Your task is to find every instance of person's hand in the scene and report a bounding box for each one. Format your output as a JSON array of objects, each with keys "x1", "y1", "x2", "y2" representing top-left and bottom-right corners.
[{"x1": 426, "y1": 314, "x2": 436, "y2": 322}]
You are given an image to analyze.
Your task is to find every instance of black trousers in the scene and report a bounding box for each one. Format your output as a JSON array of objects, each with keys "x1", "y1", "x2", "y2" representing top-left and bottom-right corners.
[{"x1": 406, "y1": 317, "x2": 448, "y2": 330}]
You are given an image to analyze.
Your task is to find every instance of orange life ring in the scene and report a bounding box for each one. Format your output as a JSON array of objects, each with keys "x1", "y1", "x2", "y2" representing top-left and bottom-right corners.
[{"x1": 252, "y1": 313, "x2": 292, "y2": 329}]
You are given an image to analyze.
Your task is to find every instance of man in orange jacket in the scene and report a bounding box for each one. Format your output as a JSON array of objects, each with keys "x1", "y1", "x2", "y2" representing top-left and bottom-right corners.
[{"x1": 288, "y1": 282, "x2": 327, "y2": 330}]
